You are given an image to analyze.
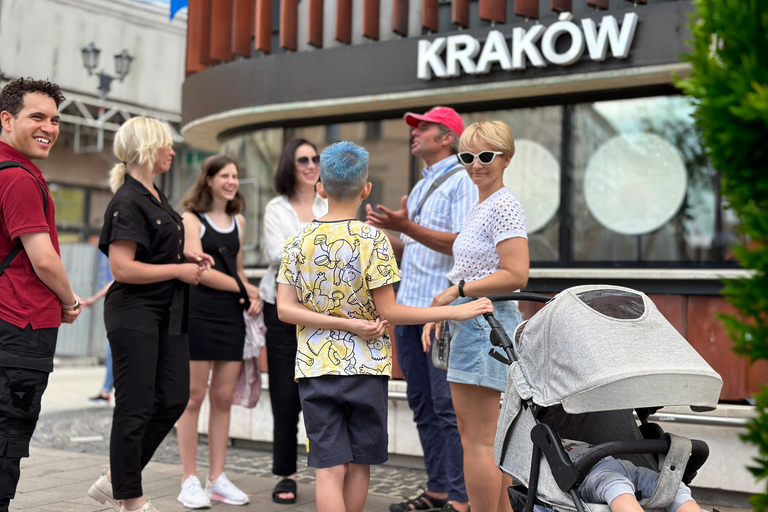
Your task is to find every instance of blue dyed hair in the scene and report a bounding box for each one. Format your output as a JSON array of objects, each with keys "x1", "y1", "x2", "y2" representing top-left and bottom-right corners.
[{"x1": 320, "y1": 141, "x2": 369, "y2": 200}]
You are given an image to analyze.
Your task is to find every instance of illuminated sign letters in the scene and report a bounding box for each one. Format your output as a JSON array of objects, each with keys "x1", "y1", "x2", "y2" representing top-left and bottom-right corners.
[{"x1": 417, "y1": 12, "x2": 639, "y2": 80}]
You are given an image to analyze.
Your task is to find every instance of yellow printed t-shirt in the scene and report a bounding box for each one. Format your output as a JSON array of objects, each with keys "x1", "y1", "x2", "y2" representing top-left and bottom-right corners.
[{"x1": 277, "y1": 220, "x2": 401, "y2": 379}]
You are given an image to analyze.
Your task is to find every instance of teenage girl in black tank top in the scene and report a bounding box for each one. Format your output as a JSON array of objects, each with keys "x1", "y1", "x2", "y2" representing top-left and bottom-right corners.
[{"x1": 175, "y1": 155, "x2": 263, "y2": 508}]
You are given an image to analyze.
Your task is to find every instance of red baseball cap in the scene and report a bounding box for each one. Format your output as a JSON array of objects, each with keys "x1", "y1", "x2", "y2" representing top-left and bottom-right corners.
[{"x1": 404, "y1": 106, "x2": 465, "y2": 137}]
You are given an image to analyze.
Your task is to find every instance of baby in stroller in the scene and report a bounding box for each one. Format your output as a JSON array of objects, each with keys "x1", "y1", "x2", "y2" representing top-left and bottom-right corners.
[
  {"x1": 562, "y1": 438, "x2": 700, "y2": 512},
  {"x1": 483, "y1": 285, "x2": 722, "y2": 512}
]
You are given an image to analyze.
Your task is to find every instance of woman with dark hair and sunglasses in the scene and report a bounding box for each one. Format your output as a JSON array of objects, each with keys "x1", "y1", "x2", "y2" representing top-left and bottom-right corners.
[
  {"x1": 175, "y1": 155, "x2": 261, "y2": 508},
  {"x1": 260, "y1": 139, "x2": 327, "y2": 504},
  {"x1": 423, "y1": 121, "x2": 529, "y2": 512}
]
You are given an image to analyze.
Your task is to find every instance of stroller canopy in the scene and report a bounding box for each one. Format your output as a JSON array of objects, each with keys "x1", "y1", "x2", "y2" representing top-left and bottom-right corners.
[{"x1": 511, "y1": 285, "x2": 722, "y2": 413}]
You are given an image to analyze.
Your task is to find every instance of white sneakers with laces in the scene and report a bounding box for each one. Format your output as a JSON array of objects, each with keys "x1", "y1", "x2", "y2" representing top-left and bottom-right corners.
[
  {"x1": 205, "y1": 473, "x2": 250, "y2": 505},
  {"x1": 177, "y1": 475, "x2": 212, "y2": 509}
]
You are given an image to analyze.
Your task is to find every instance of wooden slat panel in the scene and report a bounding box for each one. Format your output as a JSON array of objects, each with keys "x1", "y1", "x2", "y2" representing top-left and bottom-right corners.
[
  {"x1": 392, "y1": 0, "x2": 408, "y2": 36},
  {"x1": 479, "y1": 0, "x2": 505, "y2": 23},
  {"x1": 550, "y1": 0, "x2": 571, "y2": 12},
  {"x1": 363, "y1": 0, "x2": 380, "y2": 40},
  {"x1": 308, "y1": 0, "x2": 324, "y2": 47},
  {"x1": 280, "y1": 0, "x2": 298, "y2": 50},
  {"x1": 200, "y1": 0, "x2": 214, "y2": 64},
  {"x1": 648, "y1": 294, "x2": 687, "y2": 338},
  {"x1": 451, "y1": 0, "x2": 469, "y2": 28},
  {"x1": 210, "y1": 0, "x2": 234, "y2": 62},
  {"x1": 232, "y1": 0, "x2": 256, "y2": 57},
  {"x1": 255, "y1": 0, "x2": 272, "y2": 53},
  {"x1": 586, "y1": 0, "x2": 609, "y2": 9},
  {"x1": 514, "y1": 0, "x2": 538, "y2": 18},
  {"x1": 687, "y1": 296, "x2": 748, "y2": 400},
  {"x1": 336, "y1": 0, "x2": 353, "y2": 43},
  {"x1": 185, "y1": 0, "x2": 207, "y2": 75},
  {"x1": 422, "y1": 0, "x2": 438, "y2": 32}
]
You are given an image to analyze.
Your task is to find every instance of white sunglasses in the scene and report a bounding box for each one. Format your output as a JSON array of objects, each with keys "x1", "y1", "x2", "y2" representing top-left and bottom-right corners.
[{"x1": 457, "y1": 151, "x2": 504, "y2": 165}]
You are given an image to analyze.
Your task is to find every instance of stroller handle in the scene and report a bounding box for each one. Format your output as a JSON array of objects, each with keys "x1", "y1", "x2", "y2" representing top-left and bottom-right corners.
[
  {"x1": 486, "y1": 292, "x2": 552, "y2": 304},
  {"x1": 483, "y1": 292, "x2": 552, "y2": 364}
]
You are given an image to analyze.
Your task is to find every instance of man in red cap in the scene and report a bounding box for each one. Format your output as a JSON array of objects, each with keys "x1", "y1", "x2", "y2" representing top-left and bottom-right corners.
[{"x1": 367, "y1": 106, "x2": 477, "y2": 512}]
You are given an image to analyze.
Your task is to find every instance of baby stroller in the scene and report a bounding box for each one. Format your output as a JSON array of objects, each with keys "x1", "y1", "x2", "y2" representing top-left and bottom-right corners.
[{"x1": 483, "y1": 285, "x2": 723, "y2": 512}]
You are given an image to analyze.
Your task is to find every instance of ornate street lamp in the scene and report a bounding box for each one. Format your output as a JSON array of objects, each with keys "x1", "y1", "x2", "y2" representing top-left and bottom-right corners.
[{"x1": 80, "y1": 43, "x2": 133, "y2": 97}]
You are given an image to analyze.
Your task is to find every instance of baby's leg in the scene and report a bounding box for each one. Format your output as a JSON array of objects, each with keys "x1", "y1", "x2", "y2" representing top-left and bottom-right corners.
[
  {"x1": 633, "y1": 467, "x2": 701, "y2": 512},
  {"x1": 343, "y1": 463, "x2": 371, "y2": 512},
  {"x1": 579, "y1": 459, "x2": 637, "y2": 509},
  {"x1": 609, "y1": 494, "x2": 645, "y2": 512}
]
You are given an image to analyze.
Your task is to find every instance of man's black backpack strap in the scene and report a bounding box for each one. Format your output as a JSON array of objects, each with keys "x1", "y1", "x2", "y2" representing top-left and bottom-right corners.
[{"x1": 0, "y1": 161, "x2": 48, "y2": 276}]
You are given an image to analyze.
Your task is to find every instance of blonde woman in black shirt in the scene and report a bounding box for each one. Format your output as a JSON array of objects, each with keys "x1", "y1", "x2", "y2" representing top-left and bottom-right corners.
[{"x1": 88, "y1": 117, "x2": 212, "y2": 512}]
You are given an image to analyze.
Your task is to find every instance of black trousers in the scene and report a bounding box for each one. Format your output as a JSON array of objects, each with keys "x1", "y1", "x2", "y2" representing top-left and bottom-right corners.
[
  {"x1": 0, "y1": 319, "x2": 58, "y2": 509},
  {"x1": 108, "y1": 326, "x2": 190, "y2": 500},
  {"x1": 263, "y1": 302, "x2": 302, "y2": 477}
]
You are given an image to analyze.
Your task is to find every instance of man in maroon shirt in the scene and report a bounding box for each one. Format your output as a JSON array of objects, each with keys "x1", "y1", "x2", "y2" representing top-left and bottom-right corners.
[{"x1": 0, "y1": 78, "x2": 81, "y2": 511}]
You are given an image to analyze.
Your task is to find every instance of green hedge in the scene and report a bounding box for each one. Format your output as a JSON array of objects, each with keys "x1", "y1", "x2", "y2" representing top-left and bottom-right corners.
[{"x1": 677, "y1": 1, "x2": 768, "y2": 510}]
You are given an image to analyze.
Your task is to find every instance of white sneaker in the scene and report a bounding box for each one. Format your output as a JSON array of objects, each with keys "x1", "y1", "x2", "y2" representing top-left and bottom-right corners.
[
  {"x1": 205, "y1": 473, "x2": 250, "y2": 505},
  {"x1": 177, "y1": 476, "x2": 212, "y2": 509},
  {"x1": 121, "y1": 499, "x2": 159, "y2": 512},
  {"x1": 88, "y1": 469, "x2": 121, "y2": 512}
]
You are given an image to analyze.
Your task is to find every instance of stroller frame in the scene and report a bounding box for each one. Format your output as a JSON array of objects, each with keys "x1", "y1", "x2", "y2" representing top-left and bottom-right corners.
[{"x1": 485, "y1": 291, "x2": 715, "y2": 512}]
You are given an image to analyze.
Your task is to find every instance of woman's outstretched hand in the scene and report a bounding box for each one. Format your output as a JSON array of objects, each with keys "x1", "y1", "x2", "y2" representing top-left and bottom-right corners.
[{"x1": 430, "y1": 285, "x2": 460, "y2": 307}]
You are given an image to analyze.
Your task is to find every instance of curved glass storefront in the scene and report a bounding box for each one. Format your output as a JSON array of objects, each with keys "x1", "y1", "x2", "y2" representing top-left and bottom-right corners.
[{"x1": 213, "y1": 93, "x2": 740, "y2": 270}]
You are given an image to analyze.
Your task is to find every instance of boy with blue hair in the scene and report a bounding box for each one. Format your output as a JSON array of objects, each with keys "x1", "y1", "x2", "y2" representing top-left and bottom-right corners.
[{"x1": 276, "y1": 141, "x2": 493, "y2": 512}]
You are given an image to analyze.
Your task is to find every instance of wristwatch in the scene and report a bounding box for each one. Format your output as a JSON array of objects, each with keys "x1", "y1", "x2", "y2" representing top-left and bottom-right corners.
[
  {"x1": 62, "y1": 296, "x2": 80, "y2": 311},
  {"x1": 457, "y1": 280, "x2": 466, "y2": 298}
]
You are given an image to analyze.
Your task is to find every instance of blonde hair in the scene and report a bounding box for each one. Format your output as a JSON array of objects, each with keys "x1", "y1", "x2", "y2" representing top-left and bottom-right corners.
[
  {"x1": 109, "y1": 117, "x2": 174, "y2": 192},
  {"x1": 459, "y1": 121, "x2": 515, "y2": 158}
]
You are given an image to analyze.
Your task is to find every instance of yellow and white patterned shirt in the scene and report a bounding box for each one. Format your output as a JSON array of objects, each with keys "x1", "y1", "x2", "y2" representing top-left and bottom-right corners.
[{"x1": 277, "y1": 220, "x2": 401, "y2": 379}]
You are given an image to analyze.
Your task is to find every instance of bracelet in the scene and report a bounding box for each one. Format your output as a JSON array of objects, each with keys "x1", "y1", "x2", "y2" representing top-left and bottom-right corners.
[
  {"x1": 62, "y1": 295, "x2": 80, "y2": 311},
  {"x1": 457, "y1": 280, "x2": 466, "y2": 298}
]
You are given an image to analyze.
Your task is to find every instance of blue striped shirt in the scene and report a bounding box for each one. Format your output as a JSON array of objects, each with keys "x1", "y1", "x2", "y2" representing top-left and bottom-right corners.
[{"x1": 397, "y1": 155, "x2": 478, "y2": 308}]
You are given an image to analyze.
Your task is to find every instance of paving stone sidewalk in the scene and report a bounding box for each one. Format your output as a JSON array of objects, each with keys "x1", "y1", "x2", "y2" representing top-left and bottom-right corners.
[{"x1": 19, "y1": 406, "x2": 427, "y2": 511}]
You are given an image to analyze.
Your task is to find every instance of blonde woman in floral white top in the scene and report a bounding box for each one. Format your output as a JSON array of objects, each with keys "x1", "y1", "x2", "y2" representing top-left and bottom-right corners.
[{"x1": 424, "y1": 121, "x2": 529, "y2": 512}]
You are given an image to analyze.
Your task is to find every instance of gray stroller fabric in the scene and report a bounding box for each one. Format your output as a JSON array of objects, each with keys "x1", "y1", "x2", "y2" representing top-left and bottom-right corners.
[
  {"x1": 511, "y1": 285, "x2": 721, "y2": 413},
  {"x1": 494, "y1": 285, "x2": 723, "y2": 512}
]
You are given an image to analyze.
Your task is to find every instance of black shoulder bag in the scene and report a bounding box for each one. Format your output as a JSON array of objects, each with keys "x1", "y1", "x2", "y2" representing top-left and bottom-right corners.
[
  {"x1": 196, "y1": 213, "x2": 251, "y2": 309},
  {"x1": 0, "y1": 161, "x2": 48, "y2": 276}
]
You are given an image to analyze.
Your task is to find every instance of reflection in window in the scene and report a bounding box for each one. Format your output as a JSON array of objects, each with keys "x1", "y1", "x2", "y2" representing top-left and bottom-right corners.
[
  {"x1": 571, "y1": 96, "x2": 740, "y2": 263},
  {"x1": 464, "y1": 107, "x2": 562, "y2": 262}
]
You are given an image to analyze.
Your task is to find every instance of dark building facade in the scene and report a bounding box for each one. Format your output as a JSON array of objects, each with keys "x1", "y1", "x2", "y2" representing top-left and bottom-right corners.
[{"x1": 180, "y1": 0, "x2": 765, "y2": 399}]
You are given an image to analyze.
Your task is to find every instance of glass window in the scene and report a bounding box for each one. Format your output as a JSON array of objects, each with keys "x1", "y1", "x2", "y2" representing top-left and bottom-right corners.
[
  {"x1": 464, "y1": 107, "x2": 562, "y2": 262},
  {"x1": 570, "y1": 96, "x2": 740, "y2": 264}
]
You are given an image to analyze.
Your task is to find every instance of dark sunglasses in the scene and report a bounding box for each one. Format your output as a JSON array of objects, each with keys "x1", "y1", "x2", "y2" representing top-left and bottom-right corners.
[
  {"x1": 297, "y1": 155, "x2": 320, "y2": 166},
  {"x1": 457, "y1": 151, "x2": 504, "y2": 165}
]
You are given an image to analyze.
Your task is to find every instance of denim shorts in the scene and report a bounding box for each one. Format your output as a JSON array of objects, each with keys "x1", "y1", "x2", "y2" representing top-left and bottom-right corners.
[{"x1": 447, "y1": 297, "x2": 523, "y2": 392}]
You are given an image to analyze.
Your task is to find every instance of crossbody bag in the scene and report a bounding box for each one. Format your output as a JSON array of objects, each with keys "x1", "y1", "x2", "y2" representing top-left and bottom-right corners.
[
  {"x1": 196, "y1": 213, "x2": 251, "y2": 310},
  {"x1": 0, "y1": 161, "x2": 48, "y2": 276},
  {"x1": 410, "y1": 163, "x2": 464, "y2": 224}
]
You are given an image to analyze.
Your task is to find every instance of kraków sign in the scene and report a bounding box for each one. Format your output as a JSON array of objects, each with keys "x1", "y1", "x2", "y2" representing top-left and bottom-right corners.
[{"x1": 417, "y1": 12, "x2": 639, "y2": 80}]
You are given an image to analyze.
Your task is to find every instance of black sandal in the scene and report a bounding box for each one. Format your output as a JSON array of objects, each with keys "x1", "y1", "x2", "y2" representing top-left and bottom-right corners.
[
  {"x1": 272, "y1": 478, "x2": 297, "y2": 504},
  {"x1": 390, "y1": 490, "x2": 448, "y2": 512}
]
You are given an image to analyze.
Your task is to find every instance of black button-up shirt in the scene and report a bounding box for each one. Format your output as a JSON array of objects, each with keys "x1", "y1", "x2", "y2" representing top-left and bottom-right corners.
[{"x1": 99, "y1": 174, "x2": 188, "y2": 335}]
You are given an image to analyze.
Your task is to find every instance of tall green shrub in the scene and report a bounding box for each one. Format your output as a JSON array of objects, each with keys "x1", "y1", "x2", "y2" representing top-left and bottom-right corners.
[{"x1": 677, "y1": 1, "x2": 768, "y2": 510}]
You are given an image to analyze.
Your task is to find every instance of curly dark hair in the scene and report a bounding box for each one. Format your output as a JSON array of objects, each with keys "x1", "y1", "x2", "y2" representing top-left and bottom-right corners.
[{"x1": 0, "y1": 78, "x2": 65, "y2": 118}]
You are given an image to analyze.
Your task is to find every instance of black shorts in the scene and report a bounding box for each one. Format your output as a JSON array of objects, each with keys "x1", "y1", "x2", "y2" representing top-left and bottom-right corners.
[{"x1": 298, "y1": 375, "x2": 388, "y2": 468}]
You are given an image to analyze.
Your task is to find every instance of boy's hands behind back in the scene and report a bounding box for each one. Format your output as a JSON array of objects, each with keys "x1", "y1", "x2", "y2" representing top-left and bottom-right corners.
[{"x1": 349, "y1": 318, "x2": 390, "y2": 340}]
